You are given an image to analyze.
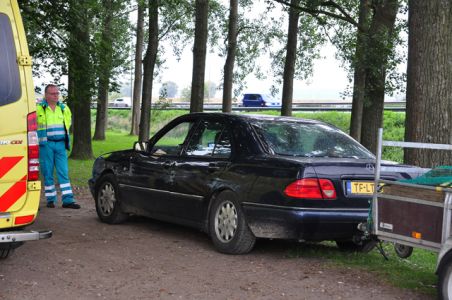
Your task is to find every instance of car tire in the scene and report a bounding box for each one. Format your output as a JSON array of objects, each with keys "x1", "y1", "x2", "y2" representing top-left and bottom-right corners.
[
  {"x1": 95, "y1": 174, "x2": 128, "y2": 224},
  {"x1": 209, "y1": 191, "x2": 256, "y2": 254},
  {"x1": 438, "y1": 254, "x2": 452, "y2": 300},
  {"x1": 394, "y1": 243, "x2": 413, "y2": 259}
]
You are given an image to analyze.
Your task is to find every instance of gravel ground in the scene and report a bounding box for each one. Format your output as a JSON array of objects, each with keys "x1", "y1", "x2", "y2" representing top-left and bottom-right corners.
[{"x1": 0, "y1": 187, "x2": 433, "y2": 300}]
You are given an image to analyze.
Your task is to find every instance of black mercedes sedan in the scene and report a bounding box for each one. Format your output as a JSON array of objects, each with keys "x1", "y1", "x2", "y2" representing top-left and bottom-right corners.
[{"x1": 89, "y1": 113, "x2": 422, "y2": 254}]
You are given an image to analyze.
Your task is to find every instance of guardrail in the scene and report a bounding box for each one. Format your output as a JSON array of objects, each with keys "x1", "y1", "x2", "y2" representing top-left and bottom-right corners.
[{"x1": 100, "y1": 101, "x2": 406, "y2": 112}]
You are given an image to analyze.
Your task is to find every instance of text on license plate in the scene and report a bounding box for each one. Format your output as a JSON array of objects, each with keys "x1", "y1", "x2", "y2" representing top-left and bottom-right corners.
[{"x1": 347, "y1": 181, "x2": 374, "y2": 195}]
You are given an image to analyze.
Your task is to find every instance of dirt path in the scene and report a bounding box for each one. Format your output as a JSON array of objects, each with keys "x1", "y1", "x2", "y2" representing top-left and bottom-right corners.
[{"x1": 0, "y1": 188, "x2": 432, "y2": 300}]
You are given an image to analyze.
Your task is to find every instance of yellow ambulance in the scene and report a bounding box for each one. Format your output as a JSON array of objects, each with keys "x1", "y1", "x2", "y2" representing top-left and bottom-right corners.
[{"x1": 0, "y1": 0, "x2": 51, "y2": 258}]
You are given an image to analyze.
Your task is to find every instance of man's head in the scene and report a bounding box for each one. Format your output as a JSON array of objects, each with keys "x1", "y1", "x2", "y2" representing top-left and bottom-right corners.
[{"x1": 44, "y1": 84, "x2": 60, "y2": 105}]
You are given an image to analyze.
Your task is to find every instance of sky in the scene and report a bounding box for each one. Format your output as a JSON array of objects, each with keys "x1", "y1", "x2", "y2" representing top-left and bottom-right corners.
[
  {"x1": 35, "y1": 41, "x2": 351, "y2": 102},
  {"x1": 151, "y1": 43, "x2": 352, "y2": 101},
  {"x1": 117, "y1": 0, "x2": 354, "y2": 102}
]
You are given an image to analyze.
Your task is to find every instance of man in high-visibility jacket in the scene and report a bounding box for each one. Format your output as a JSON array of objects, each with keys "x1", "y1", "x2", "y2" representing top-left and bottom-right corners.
[{"x1": 37, "y1": 84, "x2": 80, "y2": 209}]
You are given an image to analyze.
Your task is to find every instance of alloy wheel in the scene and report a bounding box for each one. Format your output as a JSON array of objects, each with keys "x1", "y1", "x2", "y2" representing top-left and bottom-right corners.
[
  {"x1": 98, "y1": 182, "x2": 116, "y2": 216},
  {"x1": 214, "y1": 200, "x2": 238, "y2": 243}
]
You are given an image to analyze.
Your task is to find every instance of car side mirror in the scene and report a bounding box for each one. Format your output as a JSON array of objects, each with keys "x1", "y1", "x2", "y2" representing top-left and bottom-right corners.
[{"x1": 134, "y1": 141, "x2": 149, "y2": 152}]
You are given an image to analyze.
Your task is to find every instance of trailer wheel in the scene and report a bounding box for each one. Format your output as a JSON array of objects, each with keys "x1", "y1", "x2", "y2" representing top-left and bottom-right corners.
[
  {"x1": 394, "y1": 243, "x2": 413, "y2": 259},
  {"x1": 438, "y1": 255, "x2": 452, "y2": 300}
]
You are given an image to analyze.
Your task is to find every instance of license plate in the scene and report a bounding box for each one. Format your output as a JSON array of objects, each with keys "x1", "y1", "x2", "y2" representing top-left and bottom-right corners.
[{"x1": 346, "y1": 181, "x2": 375, "y2": 195}]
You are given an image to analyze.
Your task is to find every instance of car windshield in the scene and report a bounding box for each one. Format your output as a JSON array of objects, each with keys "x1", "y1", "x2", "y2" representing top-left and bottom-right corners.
[{"x1": 253, "y1": 120, "x2": 374, "y2": 159}]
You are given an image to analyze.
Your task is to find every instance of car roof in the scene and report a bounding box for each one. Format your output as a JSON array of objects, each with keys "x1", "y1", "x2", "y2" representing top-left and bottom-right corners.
[{"x1": 184, "y1": 112, "x2": 325, "y2": 125}]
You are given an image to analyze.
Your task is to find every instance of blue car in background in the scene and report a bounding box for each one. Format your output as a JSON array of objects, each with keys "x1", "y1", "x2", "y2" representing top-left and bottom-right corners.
[{"x1": 242, "y1": 93, "x2": 281, "y2": 107}]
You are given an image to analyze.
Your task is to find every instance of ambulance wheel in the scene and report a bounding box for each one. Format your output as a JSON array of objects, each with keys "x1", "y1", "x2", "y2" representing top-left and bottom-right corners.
[
  {"x1": 0, "y1": 242, "x2": 23, "y2": 259},
  {"x1": 0, "y1": 247, "x2": 13, "y2": 259},
  {"x1": 95, "y1": 174, "x2": 128, "y2": 224}
]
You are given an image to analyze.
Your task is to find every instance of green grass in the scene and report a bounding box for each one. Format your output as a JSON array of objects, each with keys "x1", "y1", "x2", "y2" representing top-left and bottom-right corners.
[{"x1": 286, "y1": 242, "x2": 437, "y2": 295}]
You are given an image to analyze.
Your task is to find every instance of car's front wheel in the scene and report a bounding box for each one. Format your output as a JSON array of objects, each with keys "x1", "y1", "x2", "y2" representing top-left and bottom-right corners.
[
  {"x1": 95, "y1": 174, "x2": 128, "y2": 224},
  {"x1": 209, "y1": 191, "x2": 255, "y2": 254}
]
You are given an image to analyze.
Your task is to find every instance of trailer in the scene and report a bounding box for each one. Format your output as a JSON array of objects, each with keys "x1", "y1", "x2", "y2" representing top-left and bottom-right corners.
[{"x1": 371, "y1": 128, "x2": 452, "y2": 299}]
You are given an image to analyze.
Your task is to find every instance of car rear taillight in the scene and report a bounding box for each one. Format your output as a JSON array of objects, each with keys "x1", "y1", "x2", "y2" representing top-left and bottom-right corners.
[
  {"x1": 27, "y1": 112, "x2": 39, "y2": 181},
  {"x1": 284, "y1": 178, "x2": 337, "y2": 200},
  {"x1": 318, "y1": 179, "x2": 337, "y2": 199}
]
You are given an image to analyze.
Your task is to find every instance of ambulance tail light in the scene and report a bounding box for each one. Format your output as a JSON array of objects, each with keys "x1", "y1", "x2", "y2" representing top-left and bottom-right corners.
[{"x1": 27, "y1": 112, "x2": 39, "y2": 181}]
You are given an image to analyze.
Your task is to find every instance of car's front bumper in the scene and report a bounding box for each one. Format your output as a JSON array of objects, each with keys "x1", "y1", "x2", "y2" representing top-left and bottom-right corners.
[
  {"x1": 242, "y1": 202, "x2": 368, "y2": 241},
  {"x1": 88, "y1": 178, "x2": 96, "y2": 197}
]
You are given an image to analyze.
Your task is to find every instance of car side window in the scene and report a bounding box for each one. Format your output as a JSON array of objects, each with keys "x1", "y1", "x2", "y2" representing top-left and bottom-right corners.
[
  {"x1": 0, "y1": 14, "x2": 21, "y2": 106},
  {"x1": 212, "y1": 129, "x2": 232, "y2": 158},
  {"x1": 185, "y1": 121, "x2": 231, "y2": 158},
  {"x1": 151, "y1": 121, "x2": 194, "y2": 156}
]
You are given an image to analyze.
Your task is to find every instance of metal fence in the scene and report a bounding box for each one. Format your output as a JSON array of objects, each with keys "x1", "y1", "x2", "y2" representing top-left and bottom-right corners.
[{"x1": 102, "y1": 101, "x2": 406, "y2": 112}]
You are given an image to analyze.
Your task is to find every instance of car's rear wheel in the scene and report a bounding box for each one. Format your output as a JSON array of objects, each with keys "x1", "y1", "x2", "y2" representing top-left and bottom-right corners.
[
  {"x1": 95, "y1": 174, "x2": 128, "y2": 224},
  {"x1": 209, "y1": 191, "x2": 255, "y2": 254}
]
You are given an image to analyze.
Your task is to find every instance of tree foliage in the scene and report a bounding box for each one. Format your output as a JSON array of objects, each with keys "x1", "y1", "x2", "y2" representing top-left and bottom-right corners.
[
  {"x1": 93, "y1": 0, "x2": 131, "y2": 140},
  {"x1": 160, "y1": 81, "x2": 179, "y2": 98},
  {"x1": 19, "y1": 0, "x2": 131, "y2": 157}
]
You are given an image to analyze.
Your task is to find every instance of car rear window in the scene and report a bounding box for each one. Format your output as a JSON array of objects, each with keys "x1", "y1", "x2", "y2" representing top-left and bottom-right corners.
[
  {"x1": 0, "y1": 13, "x2": 21, "y2": 107},
  {"x1": 253, "y1": 120, "x2": 374, "y2": 159},
  {"x1": 244, "y1": 94, "x2": 259, "y2": 100}
]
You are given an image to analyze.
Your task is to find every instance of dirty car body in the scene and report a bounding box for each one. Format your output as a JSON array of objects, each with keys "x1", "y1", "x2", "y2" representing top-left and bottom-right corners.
[{"x1": 89, "y1": 113, "x2": 421, "y2": 254}]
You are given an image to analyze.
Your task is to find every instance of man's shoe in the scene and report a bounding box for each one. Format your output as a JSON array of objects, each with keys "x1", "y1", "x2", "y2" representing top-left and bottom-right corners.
[
  {"x1": 46, "y1": 202, "x2": 55, "y2": 208},
  {"x1": 62, "y1": 202, "x2": 81, "y2": 209}
]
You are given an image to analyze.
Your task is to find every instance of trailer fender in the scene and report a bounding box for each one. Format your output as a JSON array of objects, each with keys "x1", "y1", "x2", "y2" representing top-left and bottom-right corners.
[{"x1": 437, "y1": 238, "x2": 452, "y2": 274}]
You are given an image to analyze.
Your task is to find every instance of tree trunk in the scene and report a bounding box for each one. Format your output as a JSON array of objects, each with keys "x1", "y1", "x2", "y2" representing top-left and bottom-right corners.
[
  {"x1": 93, "y1": 81, "x2": 108, "y2": 140},
  {"x1": 68, "y1": 0, "x2": 93, "y2": 159},
  {"x1": 138, "y1": 0, "x2": 159, "y2": 142},
  {"x1": 93, "y1": 0, "x2": 114, "y2": 141},
  {"x1": 130, "y1": 2, "x2": 145, "y2": 136},
  {"x1": 281, "y1": 0, "x2": 300, "y2": 117},
  {"x1": 404, "y1": 0, "x2": 452, "y2": 167},
  {"x1": 190, "y1": 0, "x2": 209, "y2": 113},
  {"x1": 349, "y1": 0, "x2": 370, "y2": 142},
  {"x1": 360, "y1": 0, "x2": 398, "y2": 154},
  {"x1": 222, "y1": 0, "x2": 238, "y2": 113}
]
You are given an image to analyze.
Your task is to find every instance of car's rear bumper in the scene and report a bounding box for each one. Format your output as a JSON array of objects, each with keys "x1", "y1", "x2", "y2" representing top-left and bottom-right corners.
[
  {"x1": 0, "y1": 230, "x2": 52, "y2": 243},
  {"x1": 242, "y1": 203, "x2": 368, "y2": 241}
]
